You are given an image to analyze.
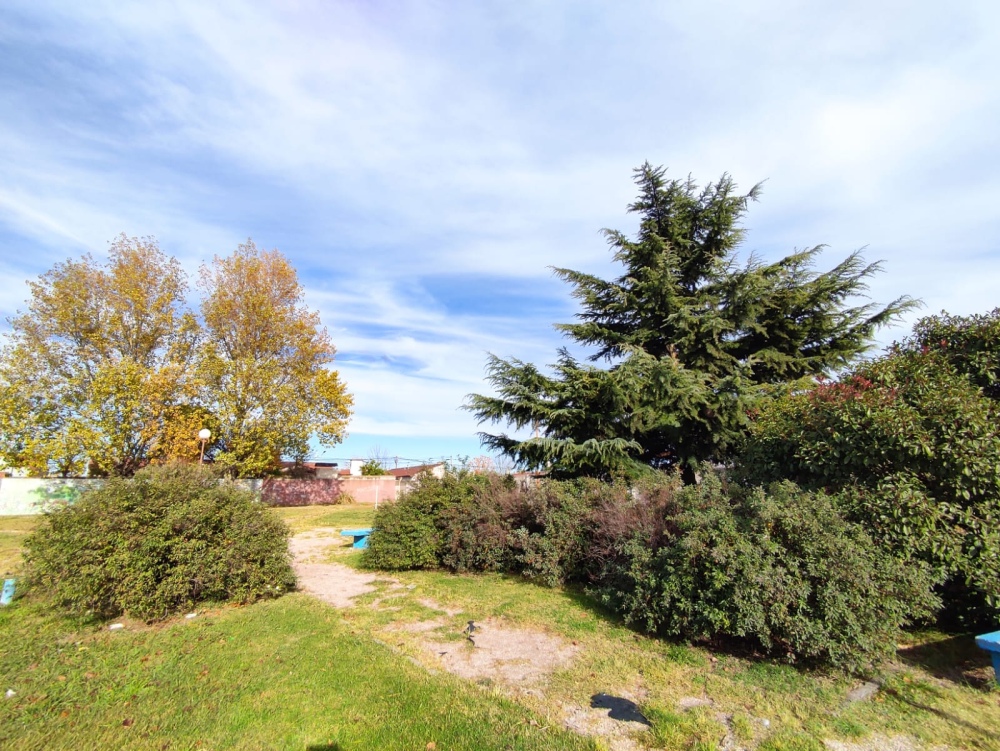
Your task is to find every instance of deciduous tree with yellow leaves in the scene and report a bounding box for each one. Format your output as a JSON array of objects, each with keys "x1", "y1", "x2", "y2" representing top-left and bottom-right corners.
[
  {"x1": 0, "y1": 236, "x2": 352, "y2": 477},
  {"x1": 197, "y1": 241, "x2": 353, "y2": 477},
  {"x1": 0, "y1": 235, "x2": 199, "y2": 476}
]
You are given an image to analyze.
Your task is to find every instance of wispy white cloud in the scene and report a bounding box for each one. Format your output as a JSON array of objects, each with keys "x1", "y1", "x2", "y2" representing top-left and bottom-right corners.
[{"x1": 2, "y1": 0, "x2": 998, "y2": 456}]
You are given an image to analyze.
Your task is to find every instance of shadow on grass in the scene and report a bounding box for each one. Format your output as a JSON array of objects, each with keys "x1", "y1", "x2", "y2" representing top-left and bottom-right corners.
[
  {"x1": 554, "y1": 583, "x2": 623, "y2": 622},
  {"x1": 897, "y1": 634, "x2": 995, "y2": 691},
  {"x1": 305, "y1": 744, "x2": 344, "y2": 750},
  {"x1": 590, "y1": 693, "x2": 651, "y2": 725},
  {"x1": 882, "y1": 685, "x2": 997, "y2": 740}
]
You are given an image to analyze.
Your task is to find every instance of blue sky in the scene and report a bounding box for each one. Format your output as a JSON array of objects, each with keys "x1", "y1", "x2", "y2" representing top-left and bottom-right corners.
[{"x1": 2, "y1": 1, "x2": 999, "y2": 467}]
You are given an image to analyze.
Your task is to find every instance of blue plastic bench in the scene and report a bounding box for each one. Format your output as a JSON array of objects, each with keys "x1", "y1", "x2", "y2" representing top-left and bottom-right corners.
[
  {"x1": 975, "y1": 630, "x2": 1000, "y2": 685},
  {"x1": 1, "y1": 579, "x2": 15, "y2": 606},
  {"x1": 340, "y1": 528, "x2": 373, "y2": 549}
]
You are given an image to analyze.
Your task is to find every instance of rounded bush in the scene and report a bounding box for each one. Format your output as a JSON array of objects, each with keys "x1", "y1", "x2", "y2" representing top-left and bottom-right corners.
[
  {"x1": 588, "y1": 472, "x2": 939, "y2": 672},
  {"x1": 362, "y1": 471, "x2": 489, "y2": 571},
  {"x1": 736, "y1": 347, "x2": 1000, "y2": 626},
  {"x1": 438, "y1": 475, "x2": 595, "y2": 586},
  {"x1": 364, "y1": 470, "x2": 598, "y2": 586},
  {"x1": 23, "y1": 463, "x2": 295, "y2": 621}
]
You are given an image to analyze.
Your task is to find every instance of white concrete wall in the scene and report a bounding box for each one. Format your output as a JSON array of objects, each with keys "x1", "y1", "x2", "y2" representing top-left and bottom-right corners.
[
  {"x1": 0, "y1": 476, "x2": 269, "y2": 515},
  {"x1": 0, "y1": 477, "x2": 100, "y2": 515}
]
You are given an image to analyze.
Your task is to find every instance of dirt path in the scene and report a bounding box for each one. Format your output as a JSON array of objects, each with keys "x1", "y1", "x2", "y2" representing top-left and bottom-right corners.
[
  {"x1": 287, "y1": 527, "x2": 649, "y2": 750},
  {"x1": 289, "y1": 527, "x2": 383, "y2": 608},
  {"x1": 287, "y1": 528, "x2": 922, "y2": 751}
]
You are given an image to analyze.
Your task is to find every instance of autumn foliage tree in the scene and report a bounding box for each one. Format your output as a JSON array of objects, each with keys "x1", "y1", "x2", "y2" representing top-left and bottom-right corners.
[
  {"x1": 0, "y1": 236, "x2": 351, "y2": 477},
  {"x1": 197, "y1": 241, "x2": 352, "y2": 477},
  {"x1": 0, "y1": 236, "x2": 199, "y2": 476}
]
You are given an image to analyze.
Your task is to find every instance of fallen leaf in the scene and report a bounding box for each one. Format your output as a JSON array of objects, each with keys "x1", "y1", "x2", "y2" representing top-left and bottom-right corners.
[
  {"x1": 57, "y1": 676, "x2": 66, "y2": 682},
  {"x1": 122, "y1": 718, "x2": 134, "y2": 727},
  {"x1": 426, "y1": 743, "x2": 436, "y2": 750}
]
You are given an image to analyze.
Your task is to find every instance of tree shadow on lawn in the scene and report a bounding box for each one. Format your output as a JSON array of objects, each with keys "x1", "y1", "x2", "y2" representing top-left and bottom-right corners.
[
  {"x1": 879, "y1": 680, "x2": 999, "y2": 742},
  {"x1": 897, "y1": 633, "x2": 996, "y2": 691},
  {"x1": 556, "y1": 583, "x2": 624, "y2": 623},
  {"x1": 556, "y1": 583, "x2": 768, "y2": 668},
  {"x1": 590, "y1": 693, "x2": 652, "y2": 725}
]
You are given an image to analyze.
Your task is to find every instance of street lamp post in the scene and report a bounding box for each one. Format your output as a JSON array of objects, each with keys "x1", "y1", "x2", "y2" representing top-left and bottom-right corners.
[{"x1": 198, "y1": 428, "x2": 212, "y2": 464}]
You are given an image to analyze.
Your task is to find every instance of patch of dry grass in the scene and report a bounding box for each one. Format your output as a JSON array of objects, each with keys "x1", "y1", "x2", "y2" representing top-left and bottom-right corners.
[{"x1": 0, "y1": 515, "x2": 35, "y2": 576}]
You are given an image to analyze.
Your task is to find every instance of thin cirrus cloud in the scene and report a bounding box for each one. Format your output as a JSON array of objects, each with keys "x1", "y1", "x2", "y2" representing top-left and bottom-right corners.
[{"x1": 1, "y1": 0, "x2": 999, "y2": 463}]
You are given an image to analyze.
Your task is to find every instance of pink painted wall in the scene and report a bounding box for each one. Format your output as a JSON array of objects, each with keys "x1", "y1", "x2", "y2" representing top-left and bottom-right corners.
[{"x1": 261, "y1": 476, "x2": 396, "y2": 506}]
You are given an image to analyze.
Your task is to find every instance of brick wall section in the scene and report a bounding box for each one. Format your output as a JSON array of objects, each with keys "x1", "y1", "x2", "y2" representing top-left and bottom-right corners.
[{"x1": 260, "y1": 476, "x2": 397, "y2": 506}]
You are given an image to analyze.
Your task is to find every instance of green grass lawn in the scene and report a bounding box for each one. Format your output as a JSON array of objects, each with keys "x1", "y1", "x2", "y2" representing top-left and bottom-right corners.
[
  {"x1": 273, "y1": 503, "x2": 377, "y2": 534},
  {"x1": 0, "y1": 515, "x2": 35, "y2": 576},
  {"x1": 0, "y1": 595, "x2": 596, "y2": 751},
  {"x1": 2, "y1": 504, "x2": 999, "y2": 750}
]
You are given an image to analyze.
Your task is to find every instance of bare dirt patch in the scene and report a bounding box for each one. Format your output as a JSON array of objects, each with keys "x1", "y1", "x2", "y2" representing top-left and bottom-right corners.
[
  {"x1": 288, "y1": 527, "x2": 627, "y2": 748},
  {"x1": 823, "y1": 737, "x2": 923, "y2": 751},
  {"x1": 290, "y1": 528, "x2": 385, "y2": 608},
  {"x1": 425, "y1": 619, "x2": 579, "y2": 687},
  {"x1": 289, "y1": 530, "x2": 579, "y2": 690},
  {"x1": 289, "y1": 527, "x2": 345, "y2": 562}
]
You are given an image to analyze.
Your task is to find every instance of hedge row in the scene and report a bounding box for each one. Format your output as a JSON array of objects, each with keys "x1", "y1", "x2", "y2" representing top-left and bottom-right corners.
[{"x1": 363, "y1": 469, "x2": 937, "y2": 672}]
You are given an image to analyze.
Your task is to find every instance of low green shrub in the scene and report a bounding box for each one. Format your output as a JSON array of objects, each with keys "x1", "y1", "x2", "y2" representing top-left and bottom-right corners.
[
  {"x1": 587, "y1": 471, "x2": 939, "y2": 672},
  {"x1": 366, "y1": 471, "x2": 614, "y2": 586},
  {"x1": 23, "y1": 463, "x2": 295, "y2": 621},
  {"x1": 439, "y1": 476, "x2": 597, "y2": 585},
  {"x1": 362, "y1": 471, "x2": 489, "y2": 570}
]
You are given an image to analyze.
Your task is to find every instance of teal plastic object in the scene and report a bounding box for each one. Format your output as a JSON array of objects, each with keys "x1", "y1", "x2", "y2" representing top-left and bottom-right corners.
[
  {"x1": 0, "y1": 579, "x2": 14, "y2": 606},
  {"x1": 974, "y1": 630, "x2": 1000, "y2": 685},
  {"x1": 340, "y1": 528, "x2": 373, "y2": 549}
]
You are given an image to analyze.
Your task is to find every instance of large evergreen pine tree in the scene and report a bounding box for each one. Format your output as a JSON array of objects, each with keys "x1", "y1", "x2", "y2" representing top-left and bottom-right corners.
[{"x1": 468, "y1": 163, "x2": 916, "y2": 480}]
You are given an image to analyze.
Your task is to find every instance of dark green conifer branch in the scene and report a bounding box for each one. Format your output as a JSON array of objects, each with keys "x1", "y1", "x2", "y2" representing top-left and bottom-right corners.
[{"x1": 468, "y1": 163, "x2": 917, "y2": 480}]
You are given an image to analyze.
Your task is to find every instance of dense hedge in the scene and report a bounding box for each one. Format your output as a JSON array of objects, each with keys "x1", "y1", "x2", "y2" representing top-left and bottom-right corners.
[
  {"x1": 736, "y1": 346, "x2": 1000, "y2": 626},
  {"x1": 912, "y1": 309, "x2": 1000, "y2": 399},
  {"x1": 365, "y1": 472, "x2": 609, "y2": 586},
  {"x1": 587, "y1": 473, "x2": 938, "y2": 672},
  {"x1": 364, "y1": 469, "x2": 936, "y2": 671},
  {"x1": 24, "y1": 463, "x2": 295, "y2": 621}
]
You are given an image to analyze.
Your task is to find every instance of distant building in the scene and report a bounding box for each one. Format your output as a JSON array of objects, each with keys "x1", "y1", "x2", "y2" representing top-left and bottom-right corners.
[
  {"x1": 387, "y1": 462, "x2": 447, "y2": 493},
  {"x1": 278, "y1": 460, "x2": 340, "y2": 479}
]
